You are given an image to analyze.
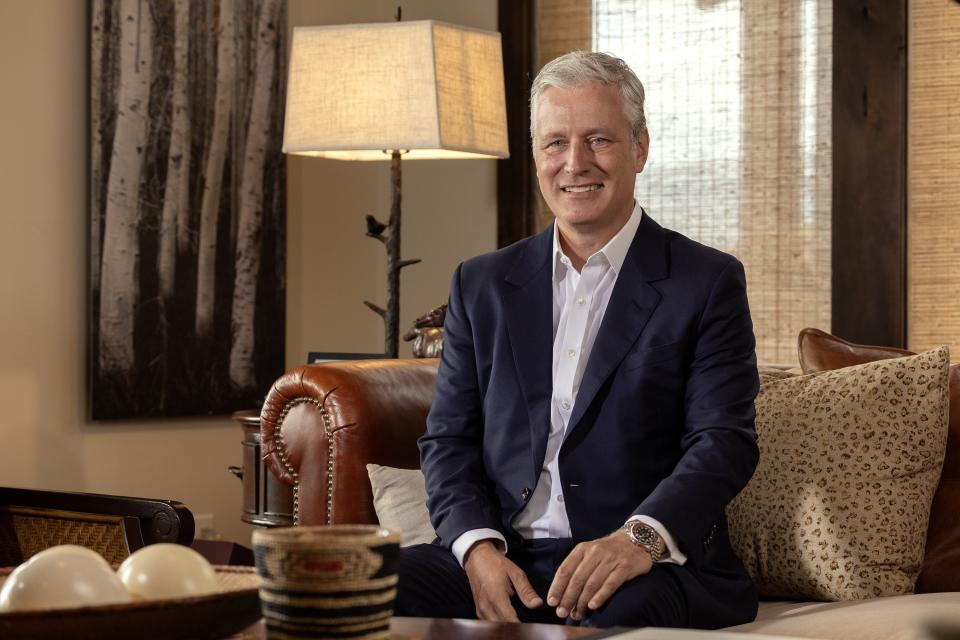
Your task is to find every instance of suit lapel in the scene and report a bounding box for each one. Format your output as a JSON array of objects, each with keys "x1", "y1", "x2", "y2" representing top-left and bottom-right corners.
[
  {"x1": 503, "y1": 226, "x2": 554, "y2": 480},
  {"x1": 565, "y1": 213, "x2": 669, "y2": 436}
]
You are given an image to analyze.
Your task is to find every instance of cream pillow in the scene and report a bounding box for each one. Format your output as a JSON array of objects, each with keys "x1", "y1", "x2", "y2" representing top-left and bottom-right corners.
[
  {"x1": 366, "y1": 464, "x2": 436, "y2": 547},
  {"x1": 728, "y1": 347, "x2": 950, "y2": 601}
]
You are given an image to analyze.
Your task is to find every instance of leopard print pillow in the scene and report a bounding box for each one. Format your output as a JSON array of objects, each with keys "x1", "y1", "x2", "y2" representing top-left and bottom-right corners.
[{"x1": 728, "y1": 347, "x2": 950, "y2": 601}]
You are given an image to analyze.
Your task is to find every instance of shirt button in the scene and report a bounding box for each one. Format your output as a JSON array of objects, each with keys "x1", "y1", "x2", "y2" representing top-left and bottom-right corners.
[
  {"x1": 561, "y1": 400, "x2": 571, "y2": 410},
  {"x1": 556, "y1": 495, "x2": 565, "y2": 503},
  {"x1": 576, "y1": 297, "x2": 585, "y2": 306},
  {"x1": 567, "y1": 348, "x2": 576, "y2": 358}
]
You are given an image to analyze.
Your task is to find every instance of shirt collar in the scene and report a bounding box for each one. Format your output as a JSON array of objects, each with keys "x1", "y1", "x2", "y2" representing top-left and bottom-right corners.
[{"x1": 552, "y1": 202, "x2": 644, "y2": 282}]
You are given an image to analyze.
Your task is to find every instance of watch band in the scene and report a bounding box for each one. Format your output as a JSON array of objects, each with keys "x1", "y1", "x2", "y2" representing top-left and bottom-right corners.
[{"x1": 622, "y1": 521, "x2": 665, "y2": 562}]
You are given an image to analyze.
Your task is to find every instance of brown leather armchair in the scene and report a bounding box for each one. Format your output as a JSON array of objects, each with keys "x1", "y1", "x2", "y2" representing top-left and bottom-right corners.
[{"x1": 259, "y1": 358, "x2": 438, "y2": 527}]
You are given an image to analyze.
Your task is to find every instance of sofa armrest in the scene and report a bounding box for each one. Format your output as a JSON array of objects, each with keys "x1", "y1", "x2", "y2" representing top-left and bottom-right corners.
[{"x1": 259, "y1": 359, "x2": 438, "y2": 526}]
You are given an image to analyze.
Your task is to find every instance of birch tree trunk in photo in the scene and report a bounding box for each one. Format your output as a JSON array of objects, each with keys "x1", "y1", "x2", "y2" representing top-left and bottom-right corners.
[
  {"x1": 195, "y1": 0, "x2": 236, "y2": 338},
  {"x1": 158, "y1": 0, "x2": 191, "y2": 301},
  {"x1": 99, "y1": 0, "x2": 153, "y2": 374},
  {"x1": 231, "y1": 0, "x2": 254, "y2": 250},
  {"x1": 229, "y1": 0, "x2": 281, "y2": 389},
  {"x1": 178, "y1": 1, "x2": 202, "y2": 254},
  {"x1": 91, "y1": 0, "x2": 106, "y2": 293}
]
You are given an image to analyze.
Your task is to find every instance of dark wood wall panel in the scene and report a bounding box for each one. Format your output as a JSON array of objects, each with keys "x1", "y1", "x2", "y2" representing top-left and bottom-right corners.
[
  {"x1": 832, "y1": 0, "x2": 907, "y2": 347},
  {"x1": 497, "y1": 0, "x2": 536, "y2": 248}
]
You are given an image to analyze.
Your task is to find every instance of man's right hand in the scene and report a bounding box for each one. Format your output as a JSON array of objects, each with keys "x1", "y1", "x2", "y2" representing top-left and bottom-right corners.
[{"x1": 463, "y1": 540, "x2": 543, "y2": 622}]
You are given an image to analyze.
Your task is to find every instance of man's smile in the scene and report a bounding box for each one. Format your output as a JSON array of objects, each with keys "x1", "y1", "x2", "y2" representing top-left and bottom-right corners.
[{"x1": 561, "y1": 184, "x2": 604, "y2": 193}]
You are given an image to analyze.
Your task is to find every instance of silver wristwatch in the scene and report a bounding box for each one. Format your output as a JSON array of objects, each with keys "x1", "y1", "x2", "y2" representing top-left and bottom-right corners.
[{"x1": 622, "y1": 521, "x2": 665, "y2": 562}]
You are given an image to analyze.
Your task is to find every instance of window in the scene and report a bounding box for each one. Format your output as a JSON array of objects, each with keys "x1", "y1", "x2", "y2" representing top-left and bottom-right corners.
[{"x1": 538, "y1": 0, "x2": 833, "y2": 364}]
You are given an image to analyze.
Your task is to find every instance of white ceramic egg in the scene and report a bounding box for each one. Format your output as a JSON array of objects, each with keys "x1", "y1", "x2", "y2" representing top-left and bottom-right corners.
[
  {"x1": 0, "y1": 545, "x2": 132, "y2": 612},
  {"x1": 117, "y1": 543, "x2": 219, "y2": 600}
]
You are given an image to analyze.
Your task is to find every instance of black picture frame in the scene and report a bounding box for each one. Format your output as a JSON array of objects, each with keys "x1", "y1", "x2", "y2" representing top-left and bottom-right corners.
[{"x1": 307, "y1": 352, "x2": 388, "y2": 365}]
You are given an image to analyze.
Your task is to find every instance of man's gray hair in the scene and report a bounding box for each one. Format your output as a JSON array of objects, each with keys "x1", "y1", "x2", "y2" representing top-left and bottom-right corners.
[{"x1": 530, "y1": 51, "x2": 646, "y2": 143}]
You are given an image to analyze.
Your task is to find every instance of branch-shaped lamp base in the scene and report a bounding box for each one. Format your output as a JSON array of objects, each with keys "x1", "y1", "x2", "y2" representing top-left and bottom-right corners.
[{"x1": 363, "y1": 150, "x2": 421, "y2": 358}]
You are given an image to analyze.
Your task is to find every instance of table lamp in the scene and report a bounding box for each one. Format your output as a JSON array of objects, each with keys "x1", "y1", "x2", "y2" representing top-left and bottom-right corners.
[{"x1": 283, "y1": 19, "x2": 510, "y2": 358}]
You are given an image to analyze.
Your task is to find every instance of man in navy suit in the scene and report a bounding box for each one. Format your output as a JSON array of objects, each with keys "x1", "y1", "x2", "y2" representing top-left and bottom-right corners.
[{"x1": 396, "y1": 51, "x2": 760, "y2": 629}]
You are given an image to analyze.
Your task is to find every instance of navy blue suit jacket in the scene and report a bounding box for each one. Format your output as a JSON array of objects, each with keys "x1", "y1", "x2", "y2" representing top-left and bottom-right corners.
[{"x1": 419, "y1": 213, "x2": 760, "y2": 623}]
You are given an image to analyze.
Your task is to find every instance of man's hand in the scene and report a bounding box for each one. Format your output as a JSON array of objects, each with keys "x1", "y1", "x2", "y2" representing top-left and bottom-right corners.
[
  {"x1": 463, "y1": 540, "x2": 543, "y2": 622},
  {"x1": 547, "y1": 531, "x2": 653, "y2": 621}
]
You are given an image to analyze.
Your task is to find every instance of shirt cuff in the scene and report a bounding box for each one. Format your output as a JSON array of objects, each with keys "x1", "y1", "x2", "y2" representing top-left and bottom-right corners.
[
  {"x1": 628, "y1": 515, "x2": 687, "y2": 566},
  {"x1": 451, "y1": 528, "x2": 508, "y2": 567}
]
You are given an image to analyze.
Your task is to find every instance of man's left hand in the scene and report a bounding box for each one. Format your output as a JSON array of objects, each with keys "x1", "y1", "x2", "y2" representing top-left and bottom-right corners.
[{"x1": 547, "y1": 531, "x2": 653, "y2": 620}]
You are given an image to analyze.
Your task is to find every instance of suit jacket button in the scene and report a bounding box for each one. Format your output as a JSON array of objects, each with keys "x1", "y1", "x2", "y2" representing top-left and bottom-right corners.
[{"x1": 521, "y1": 487, "x2": 532, "y2": 500}]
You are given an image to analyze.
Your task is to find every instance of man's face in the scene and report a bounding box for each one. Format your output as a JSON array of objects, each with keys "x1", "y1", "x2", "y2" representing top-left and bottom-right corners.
[{"x1": 533, "y1": 83, "x2": 649, "y2": 236}]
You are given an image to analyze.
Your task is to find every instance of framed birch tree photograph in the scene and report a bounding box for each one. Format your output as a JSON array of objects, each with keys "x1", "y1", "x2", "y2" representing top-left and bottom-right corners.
[{"x1": 90, "y1": 0, "x2": 287, "y2": 419}]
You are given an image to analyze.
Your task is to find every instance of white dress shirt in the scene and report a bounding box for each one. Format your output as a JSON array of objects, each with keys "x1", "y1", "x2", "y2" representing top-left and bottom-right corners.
[{"x1": 452, "y1": 203, "x2": 686, "y2": 566}]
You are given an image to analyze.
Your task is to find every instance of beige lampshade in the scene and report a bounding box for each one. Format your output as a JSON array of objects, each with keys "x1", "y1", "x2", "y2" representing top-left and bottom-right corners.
[{"x1": 283, "y1": 20, "x2": 509, "y2": 161}]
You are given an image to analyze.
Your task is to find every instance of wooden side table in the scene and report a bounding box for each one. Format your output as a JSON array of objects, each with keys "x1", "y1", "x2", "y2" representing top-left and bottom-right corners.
[{"x1": 230, "y1": 410, "x2": 293, "y2": 528}]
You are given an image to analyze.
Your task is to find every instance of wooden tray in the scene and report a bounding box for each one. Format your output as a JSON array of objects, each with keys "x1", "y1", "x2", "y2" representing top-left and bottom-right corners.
[{"x1": 0, "y1": 565, "x2": 262, "y2": 640}]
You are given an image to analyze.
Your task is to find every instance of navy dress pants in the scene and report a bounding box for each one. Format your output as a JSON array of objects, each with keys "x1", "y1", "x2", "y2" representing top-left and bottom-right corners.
[{"x1": 395, "y1": 539, "x2": 689, "y2": 628}]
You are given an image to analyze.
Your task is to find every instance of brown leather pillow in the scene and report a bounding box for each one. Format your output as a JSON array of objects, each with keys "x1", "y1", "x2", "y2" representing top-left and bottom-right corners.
[{"x1": 798, "y1": 328, "x2": 960, "y2": 593}]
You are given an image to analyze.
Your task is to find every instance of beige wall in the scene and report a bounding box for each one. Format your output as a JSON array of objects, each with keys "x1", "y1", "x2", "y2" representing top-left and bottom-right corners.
[{"x1": 0, "y1": 1, "x2": 496, "y2": 546}]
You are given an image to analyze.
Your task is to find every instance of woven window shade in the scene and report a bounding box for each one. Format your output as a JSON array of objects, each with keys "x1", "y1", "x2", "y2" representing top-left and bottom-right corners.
[
  {"x1": 908, "y1": 1, "x2": 960, "y2": 357},
  {"x1": 537, "y1": 0, "x2": 832, "y2": 364},
  {"x1": 539, "y1": 0, "x2": 592, "y2": 73}
]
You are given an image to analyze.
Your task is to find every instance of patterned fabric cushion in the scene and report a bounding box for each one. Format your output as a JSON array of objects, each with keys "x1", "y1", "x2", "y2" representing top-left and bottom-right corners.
[
  {"x1": 757, "y1": 366, "x2": 802, "y2": 381},
  {"x1": 728, "y1": 347, "x2": 950, "y2": 600},
  {"x1": 797, "y1": 327, "x2": 960, "y2": 593}
]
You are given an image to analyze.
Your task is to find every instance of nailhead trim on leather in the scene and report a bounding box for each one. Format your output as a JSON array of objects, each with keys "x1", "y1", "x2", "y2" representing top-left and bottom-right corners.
[
  {"x1": 320, "y1": 402, "x2": 336, "y2": 526},
  {"x1": 273, "y1": 389, "x2": 357, "y2": 527},
  {"x1": 274, "y1": 397, "x2": 328, "y2": 526}
]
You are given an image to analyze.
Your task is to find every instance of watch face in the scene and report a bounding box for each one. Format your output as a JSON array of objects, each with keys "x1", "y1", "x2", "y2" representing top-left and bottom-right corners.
[{"x1": 630, "y1": 522, "x2": 658, "y2": 546}]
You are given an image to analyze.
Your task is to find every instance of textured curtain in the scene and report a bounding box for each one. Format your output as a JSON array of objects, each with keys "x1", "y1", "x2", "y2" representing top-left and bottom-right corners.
[
  {"x1": 537, "y1": 0, "x2": 832, "y2": 364},
  {"x1": 908, "y1": 0, "x2": 960, "y2": 357}
]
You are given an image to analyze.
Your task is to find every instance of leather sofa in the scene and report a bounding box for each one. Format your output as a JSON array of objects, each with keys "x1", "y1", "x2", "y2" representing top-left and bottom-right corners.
[{"x1": 259, "y1": 335, "x2": 960, "y2": 640}]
